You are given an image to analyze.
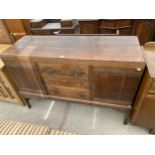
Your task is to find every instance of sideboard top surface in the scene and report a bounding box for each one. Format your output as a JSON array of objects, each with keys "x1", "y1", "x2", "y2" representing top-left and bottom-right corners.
[{"x1": 0, "y1": 36, "x2": 144, "y2": 63}]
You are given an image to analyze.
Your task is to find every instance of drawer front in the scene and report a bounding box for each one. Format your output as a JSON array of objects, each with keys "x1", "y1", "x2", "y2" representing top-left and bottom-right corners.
[
  {"x1": 38, "y1": 63, "x2": 88, "y2": 80},
  {"x1": 44, "y1": 78, "x2": 89, "y2": 90},
  {"x1": 47, "y1": 85, "x2": 89, "y2": 100}
]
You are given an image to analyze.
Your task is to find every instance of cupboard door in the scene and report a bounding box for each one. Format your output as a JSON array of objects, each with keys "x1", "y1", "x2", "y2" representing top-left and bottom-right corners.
[
  {"x1": 4, "y1": 61, "x2": 43, "y2": 95},
  {"x1": 91, "y1": 67, "x2": 142, "y2": 105}
]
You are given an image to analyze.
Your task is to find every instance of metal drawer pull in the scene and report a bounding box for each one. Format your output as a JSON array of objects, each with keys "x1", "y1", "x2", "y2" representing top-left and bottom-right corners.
[
  {"x1": 46, "y1": 68, "x2": 54, "y2": 75},
  {"x1": 74, "y1": 69, "x2": 81, "y2": 77},
  {"x1": 136, "y1": 68, "x2": 142, "y2": 72}
]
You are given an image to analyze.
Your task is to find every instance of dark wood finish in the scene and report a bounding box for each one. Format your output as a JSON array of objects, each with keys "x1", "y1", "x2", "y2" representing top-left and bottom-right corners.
[
  {"x1": 91, "y1": 67, "x2": 142, "y2": 105},
  {"x1": 30, "y1": 20, "x2": 78, "y2": 35},
  {"x1": 0, "y1": 36, "x2": 145, "y2": 122},
  {"x1": 131, "y1": 42, "x2": 155, "y2": 134},
  {"x1": 78, "y1": 19, "x2": 155, "y2": 45},
  {"x1": 79, "y1": 20, "x2": 98, "y2": 34},
  {"x1": 132, "y1": 20, "x2": 155, "y2": 45},
  {"x1": 30, "y1": 19, "x2": 47, "y2": 28},
  {"x1": 60, "y1": 19, "x2": 73, "y2": 27},
  {"x1": 3, "y1": 60, "x2": 44, "y2": 95}
]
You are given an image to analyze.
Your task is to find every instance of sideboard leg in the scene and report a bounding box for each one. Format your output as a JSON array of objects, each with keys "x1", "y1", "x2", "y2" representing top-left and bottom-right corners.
[
  {"x1": 25, "y1": 98, "x2": 31, "y2": 109},
  {"x1": 123, "y1": 110, "x2": 130, "y2": 125}
]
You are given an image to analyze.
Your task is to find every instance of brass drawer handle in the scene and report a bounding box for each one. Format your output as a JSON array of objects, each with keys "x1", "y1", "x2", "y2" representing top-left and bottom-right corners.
[
  {"x1": 74, "y1": 69, "x2": 81, "y2": 78},
  {"x1": 46, "y1": 68, "x2": 55, "y2": 75}
]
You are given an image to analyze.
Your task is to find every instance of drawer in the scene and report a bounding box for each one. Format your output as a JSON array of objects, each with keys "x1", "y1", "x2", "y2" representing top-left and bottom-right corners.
[
  {"x1": 38, "y1": 63, "x2": 88, "y2": 80},
  {"x1": 44, "y1": 78, "x2": 89, "y2": 90},
  {"x1": 148, "y1": 82, "x2": 155, "y2": 94},
  {"x1": 47, "y1": 85, "x2": 89, "y2": 100}
]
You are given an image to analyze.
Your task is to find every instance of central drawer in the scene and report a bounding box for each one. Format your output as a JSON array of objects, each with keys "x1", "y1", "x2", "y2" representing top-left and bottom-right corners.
[
  {"x1": 38, "y1": 63, "x2": 89, "y2": 80},
  {"x1": 36, "y1": 62, "x2": 89, "y2": 100}
]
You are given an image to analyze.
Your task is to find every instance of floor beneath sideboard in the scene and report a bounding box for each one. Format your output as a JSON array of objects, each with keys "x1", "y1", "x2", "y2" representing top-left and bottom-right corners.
[{"x1": 0, "y1": 98, "x2": 149, "y2": 135}]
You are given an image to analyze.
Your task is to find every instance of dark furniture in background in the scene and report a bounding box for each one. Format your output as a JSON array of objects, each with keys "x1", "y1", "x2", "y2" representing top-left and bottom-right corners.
[
  {"x1": 0, "y1": 36, "x2": 145, "y2": 124},
  {"x1": 78, "y1": 19, "x2": 155, "y2": 45},
  {"x1": 3, "y1": 19, "x2": 155, "y2": 45},
  {"x1": 30, "y1": 19, "x2": 79, "y2": 35},
  {"x1": 131, "y1": 42, "x2": 155, "y2": 134}
]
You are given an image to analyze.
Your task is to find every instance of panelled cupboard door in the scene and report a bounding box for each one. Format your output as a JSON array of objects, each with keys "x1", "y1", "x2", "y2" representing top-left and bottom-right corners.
[
  {"x1": 91, "y1": 67, "x2": 142, "y2": 105},
  {"x1": 4, "y1": 61, "x2": 43, "y2": 95}
]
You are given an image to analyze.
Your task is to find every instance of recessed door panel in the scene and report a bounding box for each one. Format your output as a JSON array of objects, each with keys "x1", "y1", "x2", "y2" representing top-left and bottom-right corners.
[{"x1": 91, "y1": 67, "x2": 142, "y2": 105}]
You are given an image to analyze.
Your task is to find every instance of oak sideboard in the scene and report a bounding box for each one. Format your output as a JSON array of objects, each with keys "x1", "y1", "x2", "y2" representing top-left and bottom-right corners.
[
  {"x1": 0, "y1": 36, "x2": 145, "y2": 123},
  {"x1": 131, "y1": 42, "x2": 155, "y2": 134}
]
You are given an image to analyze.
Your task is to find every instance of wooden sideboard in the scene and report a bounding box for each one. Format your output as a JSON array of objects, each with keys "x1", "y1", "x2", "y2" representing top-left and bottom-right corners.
[
  {"x1": 131, "y1": 42, "x2": 155, "y2": 134},
  {"x1": 0, "y1": 44, "x2": 26, "y2": 106},
  {"x1": 0, "y1": 36, "x2": 145, "y2": 123},
  {"x1": 78, "y1": 19, "x2": 155, "y2": 45}
]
